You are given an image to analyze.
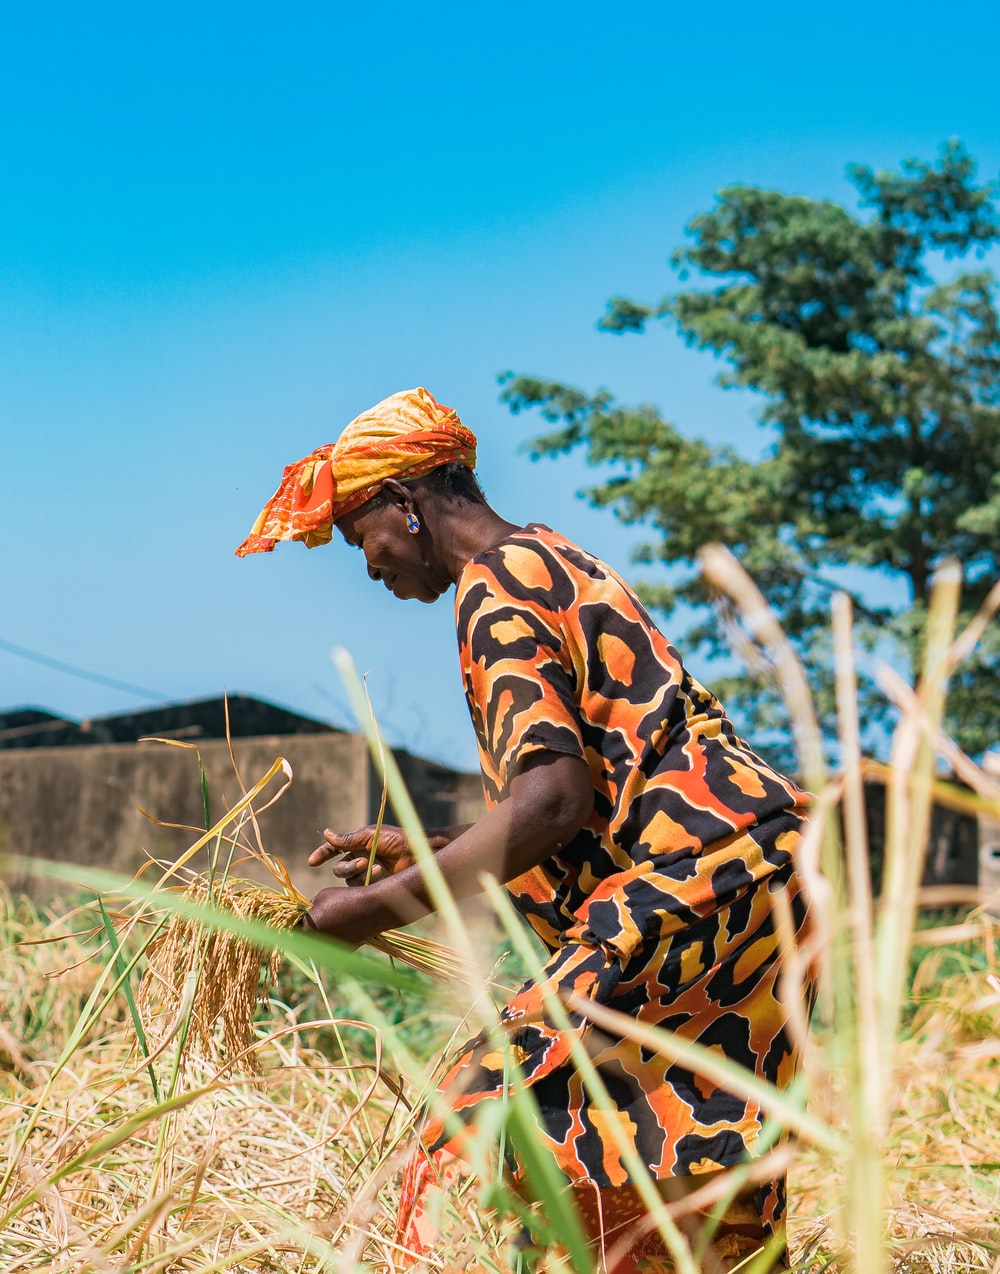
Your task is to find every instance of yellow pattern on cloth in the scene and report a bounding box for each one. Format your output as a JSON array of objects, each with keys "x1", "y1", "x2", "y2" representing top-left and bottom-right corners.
[
  {"x1": 235, "y1": 386, "x2": 477, "y2": 556},
  {"x1": 409, "y1": 525, "x2": 813, "y2": 1237}
]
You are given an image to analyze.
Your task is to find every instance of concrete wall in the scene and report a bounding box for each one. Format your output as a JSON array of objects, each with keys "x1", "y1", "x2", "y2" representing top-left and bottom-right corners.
[
  {"x1": 0, "y1": 734, "x2": 485, "y2": 902},
  {"x1": 863, "y1": 778, "x2": 981, "y2": 894},
  {"x1": 382, "y1": 749, "x2": 487, "y2": 831},
  {"x1": 7, "y1": 734, "x2": 991, "y2": 913}
]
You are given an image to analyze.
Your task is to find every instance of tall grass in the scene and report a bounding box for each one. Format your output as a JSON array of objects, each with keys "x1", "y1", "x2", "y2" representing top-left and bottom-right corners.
[{"x1": 1, "y1": 554, "x2": 998, "y2": 1272}]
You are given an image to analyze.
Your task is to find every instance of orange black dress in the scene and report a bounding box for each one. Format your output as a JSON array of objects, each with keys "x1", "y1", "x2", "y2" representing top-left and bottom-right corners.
[{"x1": 416, "y1": 524, "x2": 811, "y2": 1232}]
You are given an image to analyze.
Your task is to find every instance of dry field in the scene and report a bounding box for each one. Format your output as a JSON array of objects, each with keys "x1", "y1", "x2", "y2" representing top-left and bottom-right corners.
[
  {"x1": 2, "y1": 560, "x2": 999, "y2": 1272},
  {"x1": 1, "y1": 887, "x2": 998, "y2": 1274}
]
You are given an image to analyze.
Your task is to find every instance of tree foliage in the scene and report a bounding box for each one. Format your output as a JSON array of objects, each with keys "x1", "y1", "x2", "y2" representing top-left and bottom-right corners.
[{"x1": 502, "y1": 142, "x2": 1000, "y2": 758}]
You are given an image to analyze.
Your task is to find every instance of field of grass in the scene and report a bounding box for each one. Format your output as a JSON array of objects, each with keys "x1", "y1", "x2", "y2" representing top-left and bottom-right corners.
[
  {"x1": 2, "y1": 560, "x2": 999, "y2": 1273},
  {"x1": 1, "y1": 888, "x2": 998, "y2": 1273}
]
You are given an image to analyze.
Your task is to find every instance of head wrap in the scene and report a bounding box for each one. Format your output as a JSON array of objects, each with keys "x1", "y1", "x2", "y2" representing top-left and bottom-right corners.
[{"x1": 235, "y1": 387, "x2": 477, "y2": 556}]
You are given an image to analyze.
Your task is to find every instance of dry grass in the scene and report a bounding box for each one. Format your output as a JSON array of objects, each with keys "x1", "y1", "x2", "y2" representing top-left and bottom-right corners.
[
  {"x1": 1, "y1": 892, "x2": 998, "y2": 1272},
  {"x1": 0, "y1": 887, "x2": 437, "y2": 1273},
  {"x1": 4, "y1": 565, "x2": 1000, "y2": 1272},
  {"x1": 137, "y1": 877, "x2": 308, "y2": 1071},
  {"x1": 791, "y1": 938, "x2": 1000, "y2": 1273}
]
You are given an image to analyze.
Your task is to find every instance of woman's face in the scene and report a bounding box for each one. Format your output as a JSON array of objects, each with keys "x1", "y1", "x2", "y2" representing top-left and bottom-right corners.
[{"x1": 336, "y1": 498, "x2": 452, "y2": 603}]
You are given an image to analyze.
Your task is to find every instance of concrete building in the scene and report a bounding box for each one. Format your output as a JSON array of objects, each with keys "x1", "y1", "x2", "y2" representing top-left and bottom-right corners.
[
  {"x1": 0, "y1": 695, "x2": 485, "y2": 901},
  {"x1": 979, "y1": 753, "x2": 1000, "y2": 910}
]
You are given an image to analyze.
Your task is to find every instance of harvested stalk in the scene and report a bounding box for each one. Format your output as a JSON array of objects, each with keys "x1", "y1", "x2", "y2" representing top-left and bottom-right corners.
[
  {"x1": 137, "y1": 877, "x2": 307, "y2": 1070},
  {"x1": 136, "y1": 871, "x2": 474, "y2": 1071},
  {"x1": 125, "y1": 727, "x2": 476, "y2": 1072}
]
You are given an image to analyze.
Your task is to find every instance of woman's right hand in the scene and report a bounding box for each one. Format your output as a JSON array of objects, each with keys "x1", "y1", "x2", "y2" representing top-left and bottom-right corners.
[{"x1": 308, "y1": 824, "x2": 454, "y2": 885}]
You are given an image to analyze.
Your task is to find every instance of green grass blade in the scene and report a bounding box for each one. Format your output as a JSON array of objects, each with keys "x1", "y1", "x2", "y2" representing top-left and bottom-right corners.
[
  {"x1": 97, "y1": 894, "x2": 161, "y2": 1104},
  {"x1": 198, "y1": 748, "x2": 211, "y2": 832}
]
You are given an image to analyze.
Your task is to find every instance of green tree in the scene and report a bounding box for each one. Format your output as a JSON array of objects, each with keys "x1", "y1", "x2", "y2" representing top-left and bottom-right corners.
[{"x1": 502, "y1": 142, "x2": 1000, "y2": 759}]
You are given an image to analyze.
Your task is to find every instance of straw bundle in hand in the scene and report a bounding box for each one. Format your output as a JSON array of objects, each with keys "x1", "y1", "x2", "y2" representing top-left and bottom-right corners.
[
  {"x1": 137, "y1": 877, "x2": 308, "y2": 1070},
  {"x1": 135, "y1": 870, "x2": 468, "y2": 1072},
  {"x1": 131, "y1": 740, "x2": 470, "y2": 1071}
]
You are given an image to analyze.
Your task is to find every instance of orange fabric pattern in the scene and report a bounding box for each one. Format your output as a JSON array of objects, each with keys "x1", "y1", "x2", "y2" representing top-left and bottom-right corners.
[
  {"x1": 414, "y1": 525, "x2": 811, "y2": 1233},
  {"x1": 396, "y1": 1146, "x2": 772, "y2": 1272},
  {"x1": 234, "y1": 387, "x2": 477, "y2": 556}
]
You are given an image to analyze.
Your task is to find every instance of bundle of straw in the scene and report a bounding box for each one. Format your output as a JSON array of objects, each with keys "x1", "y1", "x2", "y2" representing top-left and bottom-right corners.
[
  {"x1": 138, "y1": 876, "x2": 307, "y2": 1068},
  {"x1": 129, "y1": 733, "x2": 471, "y2": 1072},
  {"x1": 136, "y1": 874, "x2": 472, "y2": 1072}
]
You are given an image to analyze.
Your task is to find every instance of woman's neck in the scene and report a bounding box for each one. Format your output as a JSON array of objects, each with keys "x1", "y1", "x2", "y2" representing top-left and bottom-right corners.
[{"x1": 436, "y1": 500, "x2": 524, "y2": 583}]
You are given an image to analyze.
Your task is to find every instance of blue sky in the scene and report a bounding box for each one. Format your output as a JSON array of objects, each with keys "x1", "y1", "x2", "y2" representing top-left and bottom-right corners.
[{"x1": 3, "y1": 0, "x2": 998, "y2": 772}]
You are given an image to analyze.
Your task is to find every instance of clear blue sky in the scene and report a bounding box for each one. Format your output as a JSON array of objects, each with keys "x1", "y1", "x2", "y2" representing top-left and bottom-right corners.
[{"x1": 3, "y1": 0, "x2": 998, "y2": 772}]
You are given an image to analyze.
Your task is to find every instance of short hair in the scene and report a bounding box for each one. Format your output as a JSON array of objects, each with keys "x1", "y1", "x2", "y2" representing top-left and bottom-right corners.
[
  {"x1": 354, "y1": 462, "x2": 486, "y2": 516},
  {"x1": 413, "y1": 461, "x2": 486, "y2": 504}
]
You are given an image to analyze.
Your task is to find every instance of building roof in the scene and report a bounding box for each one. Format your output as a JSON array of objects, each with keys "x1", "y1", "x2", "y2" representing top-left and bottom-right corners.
[
  {"x1": 0, "y1": 695, "x2": 340, "y2": 749},
  {"x1": 0, "y1": 709, "x2": 85, "y2": 748}
]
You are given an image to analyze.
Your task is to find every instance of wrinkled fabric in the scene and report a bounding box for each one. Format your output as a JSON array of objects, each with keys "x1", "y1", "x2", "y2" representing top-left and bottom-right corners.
[
  {"x1": 413, "y1": 526, "x2": 811, "y2": 1232},
  {"x1": 396, "y1": 1146, "x2": 782, "y2": 1272},
  {"x1": 235, "y1": 386, "x2": 477, "y2": 556},
  {"x1": 419, "y1": 851, "x2": 808, "y2": 1228}
]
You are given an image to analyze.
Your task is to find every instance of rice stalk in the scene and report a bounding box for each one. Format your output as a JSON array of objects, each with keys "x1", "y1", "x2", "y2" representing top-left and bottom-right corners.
[
  {"x1": 137, "y1": 876, "x2": 308, "y2": 1072},
  {"x1": 129, "y1": 865, "x2": 477, "y2": 1074},
  {"x1": 121, "y1": 720, "x2": 482, "y2": 1078}
]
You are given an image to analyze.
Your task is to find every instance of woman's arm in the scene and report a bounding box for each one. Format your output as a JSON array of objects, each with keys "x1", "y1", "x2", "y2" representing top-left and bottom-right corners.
[{"x1": 305, "y1": 750, "x2": 593, "y2": 944}]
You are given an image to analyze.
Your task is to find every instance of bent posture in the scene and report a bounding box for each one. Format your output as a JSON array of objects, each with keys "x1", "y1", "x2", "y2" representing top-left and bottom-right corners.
[{"x1": 237, "y1": 387, "x2": 811, "y2": 1272}]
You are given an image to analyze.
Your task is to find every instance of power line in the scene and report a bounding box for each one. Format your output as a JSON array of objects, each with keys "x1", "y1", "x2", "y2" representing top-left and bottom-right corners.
[{"x1": 0, "y1": 637, "x2": 166, "y2": 703}]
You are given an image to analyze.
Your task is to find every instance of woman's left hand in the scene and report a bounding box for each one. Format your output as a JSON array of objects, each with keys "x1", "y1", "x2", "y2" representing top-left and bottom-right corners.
[
  {"x1": 303, "y1": 886, "x2": 371, "y2": 948},
  {"x1": 304, "y1": 750, "x2": 594, "y2": 945}
]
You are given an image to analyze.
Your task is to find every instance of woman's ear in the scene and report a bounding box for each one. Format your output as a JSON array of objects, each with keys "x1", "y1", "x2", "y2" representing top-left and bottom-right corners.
[{"x1": 379, "y1": 478, "x2": 416, "y2": 514}]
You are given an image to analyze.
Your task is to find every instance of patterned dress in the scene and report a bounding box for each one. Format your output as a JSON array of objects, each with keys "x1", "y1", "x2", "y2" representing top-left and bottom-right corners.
[{"x1": 418, "y1": 525, "x2": 811, "y2": 1231}]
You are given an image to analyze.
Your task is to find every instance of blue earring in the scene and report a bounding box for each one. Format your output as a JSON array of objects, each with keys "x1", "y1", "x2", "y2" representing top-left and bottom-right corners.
[{"x1": 406, "y1": 512, "x2": 421, "y2": 535}]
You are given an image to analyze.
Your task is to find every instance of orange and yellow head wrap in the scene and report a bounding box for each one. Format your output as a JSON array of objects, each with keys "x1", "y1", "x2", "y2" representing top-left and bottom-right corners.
[{"x1": 235, "y1": 387, "x2": 477, "y2": 557}]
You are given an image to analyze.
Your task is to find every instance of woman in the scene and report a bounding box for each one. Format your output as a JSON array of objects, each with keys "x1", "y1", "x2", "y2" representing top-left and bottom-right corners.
[{"x1": 237, "y1": 387, "x2": 811, "y2": 1273}]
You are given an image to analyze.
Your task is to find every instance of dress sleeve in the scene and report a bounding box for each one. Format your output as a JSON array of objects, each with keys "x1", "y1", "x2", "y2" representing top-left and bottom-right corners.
[{"x1": 460, "y1": 573, "x2": 585, "y2": 794}]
